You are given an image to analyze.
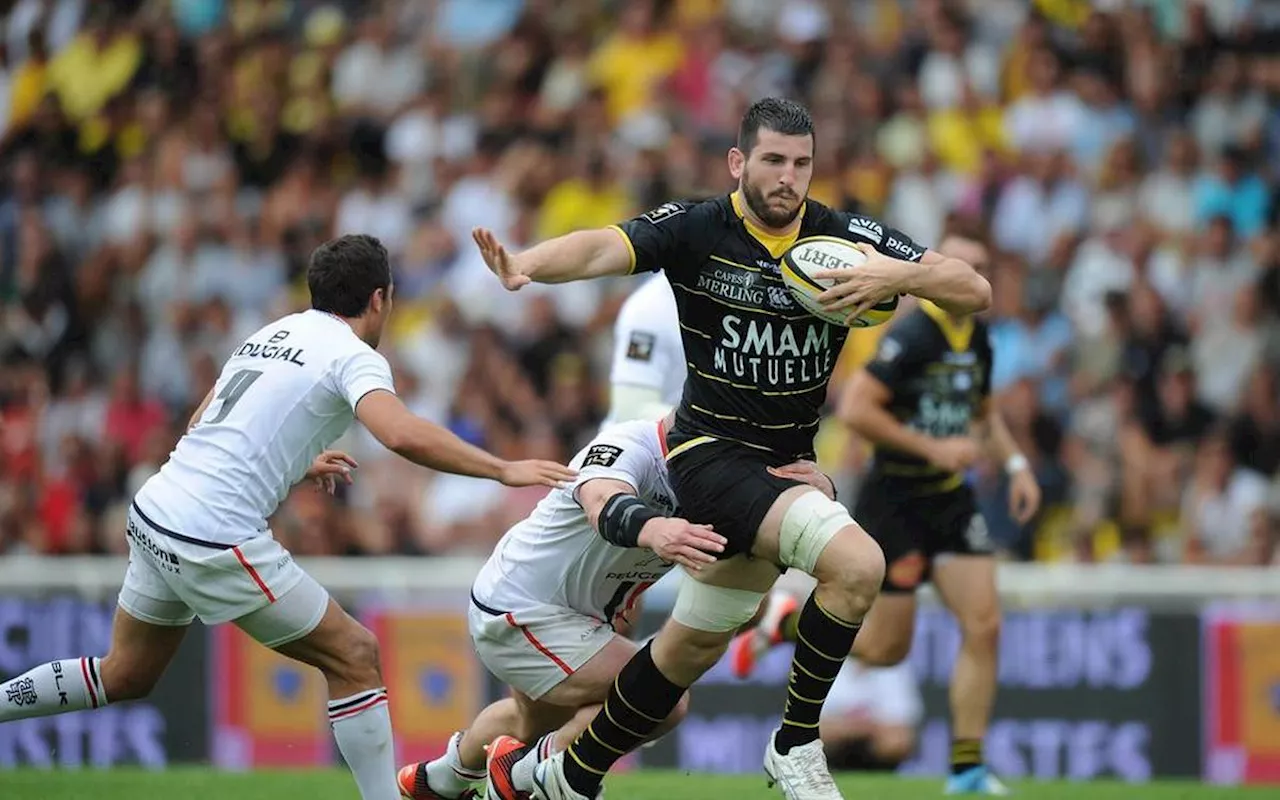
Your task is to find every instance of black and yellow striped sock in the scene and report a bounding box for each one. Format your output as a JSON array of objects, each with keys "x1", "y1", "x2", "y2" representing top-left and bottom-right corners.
[
  {"x1": 562, "y1": 643, "x2": 684, "y2": 796},
  {"x1": 951, "y1": 738, "x2": 983, "y2": 774},
  {"x1": 774, "y1": 591, "x2": 861, "y2": 754}
]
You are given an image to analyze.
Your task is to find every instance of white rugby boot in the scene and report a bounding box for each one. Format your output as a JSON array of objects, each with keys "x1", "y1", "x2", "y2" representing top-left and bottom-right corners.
[
  {"x1": 529, "y1": 751, "x2": 601, "y2": 800},
  {"x1": 763, "y1": 728, "x2": 844, "y2": 800}
]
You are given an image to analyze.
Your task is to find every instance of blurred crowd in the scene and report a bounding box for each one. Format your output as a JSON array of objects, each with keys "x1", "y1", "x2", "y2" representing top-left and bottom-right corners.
[{"x1": 1, "y1": 0, "x2": 1278, "y2": 565}]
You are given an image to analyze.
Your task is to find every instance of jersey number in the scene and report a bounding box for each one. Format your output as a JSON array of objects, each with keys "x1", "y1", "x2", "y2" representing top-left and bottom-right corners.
[
  {"x1": 602, "y1": 581, "x2": 636, "y2": 624},
  {"x1": 205, "y1": 369, "x2": 263, "y2": 424}
]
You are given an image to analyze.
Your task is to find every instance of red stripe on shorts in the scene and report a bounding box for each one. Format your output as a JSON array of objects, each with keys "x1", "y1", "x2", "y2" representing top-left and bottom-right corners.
[
  {"x1": 506, "y1": 613, "x2": 574, "y2": 676},
  {"x1": 232, "y1": 545, "x2": 277, "y2": 603},
  {"x1": 80, "y1": 657, "x2": 99, "y2": 709}
]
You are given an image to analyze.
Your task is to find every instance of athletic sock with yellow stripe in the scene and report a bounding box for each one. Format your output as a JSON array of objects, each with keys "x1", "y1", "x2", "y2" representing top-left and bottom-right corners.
[
  {"x1": 951, "y1": 738, "x2": 983, "y2": 774},
  {"x1": 774, "y1": 591, "x2": 861, "y2": 753},
  {"x1": 562, "y1": 643, "x2": 684, "y2": 797}
]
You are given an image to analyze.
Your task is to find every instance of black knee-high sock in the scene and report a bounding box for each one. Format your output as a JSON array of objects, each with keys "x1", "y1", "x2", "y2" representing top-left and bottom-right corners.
[
  {"x1": 562, "y1": 643, "x2": 684, "y2": 796},
  {"x1": 775, "y1": 591, "x2": 861, "y2": 753}
]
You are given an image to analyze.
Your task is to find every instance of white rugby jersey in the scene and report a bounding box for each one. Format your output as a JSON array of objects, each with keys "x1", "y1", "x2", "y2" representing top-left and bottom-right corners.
[
  {"x1": 471, "y1": 419, "x2": 678, "y2": 625},
  {"x1": 134, "y1": 310, "x2": 395, "y2": 545},
  {"x1": 602, "y1": 274, "x2": 684, "y2": 426}
]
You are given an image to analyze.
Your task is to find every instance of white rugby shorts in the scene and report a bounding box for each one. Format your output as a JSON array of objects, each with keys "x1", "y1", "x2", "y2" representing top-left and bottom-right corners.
[
  {"x1": 118, "y1": 502, "x2": 328, "y2": 648},
  {"x1": 468, "y1": 592, "x2": 617, "y2": 701}
]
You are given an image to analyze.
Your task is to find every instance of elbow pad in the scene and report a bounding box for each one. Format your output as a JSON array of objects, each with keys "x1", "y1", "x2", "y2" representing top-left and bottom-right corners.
[{"x1": 598, "y1": 493, "x2": 661, "y2": 548}]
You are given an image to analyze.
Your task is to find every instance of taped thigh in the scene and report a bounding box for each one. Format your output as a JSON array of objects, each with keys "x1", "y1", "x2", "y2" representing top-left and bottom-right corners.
[
  {"x1": 777, "y1": 490, "x2": 856, "y2": 574},
  {"x1": 671, "y1": 576, "x2": 765, "y2": 633}
]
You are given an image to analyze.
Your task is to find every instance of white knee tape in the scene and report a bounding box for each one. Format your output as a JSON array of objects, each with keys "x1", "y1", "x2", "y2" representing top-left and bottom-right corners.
[
  {"x1": 778, "y1": 490, "x2": 854, "y2": 574},
  {"x1": 672, "y1": 577, "x2": 765, "y2": 633}
]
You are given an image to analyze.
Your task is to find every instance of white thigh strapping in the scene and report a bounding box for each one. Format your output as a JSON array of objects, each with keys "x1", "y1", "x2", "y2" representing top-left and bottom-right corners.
[
  {"x1": 671, "y1": 574, "x2": 765, "y2": 633},
  {"x1": 777, "y1": 491, "x2": 855, "y2": 574},
  {"x1": 233, "y1": 570, "x2": 330, "y2": 648}
]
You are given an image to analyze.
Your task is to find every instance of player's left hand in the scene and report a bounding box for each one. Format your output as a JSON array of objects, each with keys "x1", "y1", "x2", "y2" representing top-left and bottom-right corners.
[
  {"x1": 498, "y1": 459, "x2": 578, "y2": 489},
  {"x1": 768, "y1": 461, "x2": 836, "y2": 500},
  {"x1": 812, "y1": 244, "x2": 912, "y2": 320},
  {"x1": 307, "y1": 450, "x2": 358, "y2": 495},
  {"x1": 1008, "y1": 467, "x2": 1042, "y2": 524}
]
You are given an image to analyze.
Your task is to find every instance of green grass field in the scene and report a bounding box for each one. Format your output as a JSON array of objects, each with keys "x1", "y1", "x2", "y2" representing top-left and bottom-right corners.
[{"x1": 0, "y1": 768, "x2": 1270, "y2": 800}]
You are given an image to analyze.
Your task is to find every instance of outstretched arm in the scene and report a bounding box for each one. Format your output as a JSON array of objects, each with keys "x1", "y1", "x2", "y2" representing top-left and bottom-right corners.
[
  {"x1": 473, "y1": 226, "x2": 635, "y2": 290},
  {"x1": 356, "y1": 390, "x2": 576, "y2": 488}
]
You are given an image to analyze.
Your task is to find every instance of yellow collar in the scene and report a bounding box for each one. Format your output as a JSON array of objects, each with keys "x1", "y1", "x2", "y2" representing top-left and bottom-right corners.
[
  {"x1": 730, "y1": 191, "x2": 804, "y2": 259},
  {"x1": 919, "y1": 300, "x2": 974, "y2": 352}
]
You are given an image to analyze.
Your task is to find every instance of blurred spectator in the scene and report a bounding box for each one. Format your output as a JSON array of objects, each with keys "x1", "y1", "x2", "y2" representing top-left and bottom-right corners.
[
  {"x1": 1004, "y1": 48, "x2": 1084, "y2": 154},
  {"x1": 1137, "y1": 130, "x2": 1200, "y2": 239},
  {"x1": 588, "y1": 0, "x2": 683, "y2": 125},
  {"x1": 1179, "y1": 428, "x2": 1272, "y2": 565},
  {"x1": 992, "y1": 150, "x2": 1089, "y2": 267},
  {"x1": 1193, "y1": 145, "x2": 1271, "y2": 238}
]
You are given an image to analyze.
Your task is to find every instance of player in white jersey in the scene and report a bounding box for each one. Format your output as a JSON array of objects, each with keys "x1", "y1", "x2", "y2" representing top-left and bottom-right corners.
[
  {"x1": 602, "y1": 273, "x2": 684, "y2": 426},
  {"x1": 396, "y1": 418, "x2": 838, "y2": 800},
  {"x1": 0, "y1": 235, "x2": 575, "y2": 800}
]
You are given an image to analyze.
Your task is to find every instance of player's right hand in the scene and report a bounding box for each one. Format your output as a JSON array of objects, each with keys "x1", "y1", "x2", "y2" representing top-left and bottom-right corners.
[
  {"x1": 307, "y1": 450, "x2": 358, "y2": 495},
  {"x1": 928, "y1": 436, "x2": 980, "y2": 474},
  {"x1": 473, "y1": 227, "x2": 531, "y2": 291},
  {"x1": 498, "y1": 459, "x2": 578, "y2": 488},
  {"x1": 637, "y1": 519, "x2": 727, "y2": 572}
]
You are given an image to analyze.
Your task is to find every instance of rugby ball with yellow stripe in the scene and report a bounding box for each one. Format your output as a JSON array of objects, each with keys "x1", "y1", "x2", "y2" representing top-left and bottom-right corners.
[{"x1": 781, "y1": 236, "x2": 898, "y2": 328}]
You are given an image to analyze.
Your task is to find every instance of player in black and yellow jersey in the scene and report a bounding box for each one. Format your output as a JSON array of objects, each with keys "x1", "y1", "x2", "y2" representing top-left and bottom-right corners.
[
  {"x1": 470, "y1": 98, "x2": 991, "y2": 800},
  {"x1": 843, "y1": 241, "x2": 1040, "y2": 795}
]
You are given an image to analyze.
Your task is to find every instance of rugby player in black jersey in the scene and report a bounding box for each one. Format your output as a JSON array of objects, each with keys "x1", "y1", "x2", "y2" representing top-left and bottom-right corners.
[
  {"x1": 470, "y1": 98, "x2": 991, "y2": 800},
  {"x1": 731, "y1": 238, "x2": 1041, "y2": 794}
]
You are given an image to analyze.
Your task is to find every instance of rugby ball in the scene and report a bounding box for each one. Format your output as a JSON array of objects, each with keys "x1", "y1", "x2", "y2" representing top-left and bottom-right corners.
[{"x1": 781, "y1": 236, "x2": 899, "y2": 328}]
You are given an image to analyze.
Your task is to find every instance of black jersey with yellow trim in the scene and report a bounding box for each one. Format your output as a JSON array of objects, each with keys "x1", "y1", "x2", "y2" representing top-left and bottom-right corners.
[
  {"x1": 614, "y1": 193, "x2": 927, "y2": 460},
  {"x1": 863, "y1": 301, "x2": 994, "y2": 492}
]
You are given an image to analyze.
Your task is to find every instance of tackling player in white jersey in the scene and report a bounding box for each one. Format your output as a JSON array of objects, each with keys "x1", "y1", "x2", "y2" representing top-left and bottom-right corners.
[
  {"x1": 396, "y1": 418, "x2": 838, "y2": 800},
  {"x1": 0, "y1": 235, "x2": 575, "y2": 800},
  {"x1": 602, "y1": 273, "x2": 683, "y2": 426}
]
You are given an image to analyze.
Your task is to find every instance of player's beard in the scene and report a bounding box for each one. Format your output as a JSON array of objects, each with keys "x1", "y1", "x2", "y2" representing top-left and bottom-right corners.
[{"x1": 741, "y1": 169, "x2": 803, "y2": 229}]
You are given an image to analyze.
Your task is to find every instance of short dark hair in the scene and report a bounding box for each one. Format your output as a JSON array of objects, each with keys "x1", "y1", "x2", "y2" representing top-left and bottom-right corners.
[
  {"x1": 737, "y1": 97, "x2": 814, "y2": 155},
  {"x1": 308, "y1": 234, "x2": 392, "y2": 317}
]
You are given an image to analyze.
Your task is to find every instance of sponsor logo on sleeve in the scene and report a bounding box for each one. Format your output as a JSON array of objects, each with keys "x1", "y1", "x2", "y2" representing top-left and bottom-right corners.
[
  {"x1": 847, "y1": 216, "x2": 884, "y2": 243},
  {"x1": 886, "y1": 234, "x2": 925, "y2": 261},
  {"x1": 626, "y1": 332, "x2": 656, "y2": 362},
  {"x1": 641, "y1": 203, "x2": 686, "y2": 225},
  {"x1": 583, "y1": 444, "x2": 625, "y2": 468}
]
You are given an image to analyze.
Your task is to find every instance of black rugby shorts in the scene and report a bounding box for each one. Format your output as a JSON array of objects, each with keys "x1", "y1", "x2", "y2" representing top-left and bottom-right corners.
[
  {"x1": 663, "y1": 434, "x2": 805, "y2": 561},
  {"x1": 853, "y1": 475, "x2": 992, "y2": 593}
]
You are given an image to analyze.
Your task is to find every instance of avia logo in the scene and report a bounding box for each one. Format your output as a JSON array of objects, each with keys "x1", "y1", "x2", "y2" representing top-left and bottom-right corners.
[{"x1": 847, "y1": 217, "x2": 884, "y2": 243}]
